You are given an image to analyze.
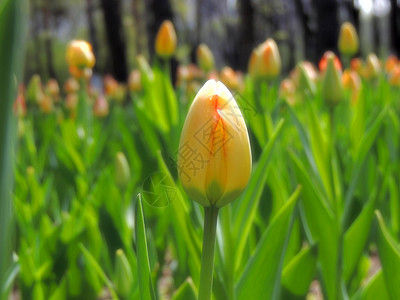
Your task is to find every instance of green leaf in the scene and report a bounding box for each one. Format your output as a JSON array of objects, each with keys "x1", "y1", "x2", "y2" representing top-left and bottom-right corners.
[
  {"x1": 0, "y1": 261, "x2": 19, "y2": 295},
  {"x1": 375, "y1": 210, "x2": 400, "y2": 299},
  {"x1": 172, "y1": 278, "x2": 197, "y2": 300},
  {"x1": 289, "y1": 151, "x2": 339, "y2": 300},
  {"x1": 281, "y1": 244, "x2": 317, "y2": 296},
  {"x1": 232, "y1": 118, "x2": 285, "y2": 273},
  {"x1": 79, "y1": 244, "x2": 119, "y2": 300},
  {"x1": 135, "y1": 195, "x2": 157, "y2": 300},
  {"x1": 0, "y1": 0, "x2": 27, "y2": 292},
  {"x1": 235, "y1": 185, "x2": 301, "y2": 300},
  {"x1": 343, "y1": 187, "x2": 377, "y2": 282},
  {"x1": 351, "y1": 270, "x2": 390, "y2": 300}
]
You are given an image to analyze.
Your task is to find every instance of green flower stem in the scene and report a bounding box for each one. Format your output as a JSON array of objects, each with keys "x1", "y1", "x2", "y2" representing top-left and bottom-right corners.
[{"x1": 198, "y1": 206, "x2": 219, "y2": 300}]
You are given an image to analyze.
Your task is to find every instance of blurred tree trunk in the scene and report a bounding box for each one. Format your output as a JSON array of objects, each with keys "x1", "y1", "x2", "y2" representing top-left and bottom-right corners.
[
  {"x1": 313, "y1": 0, "x2": 339, "y2": 60},
  {"x1": 31, "y1": 0, "x2": 43, "y2": 77},
  {"x1": 295, "y1": 0, "x2": 315, "y2": 62},
  {"x1": 101, "y1": 0, "x2": 128, "y2": 81},
  {"x1": 390, "y1": 0, "x2": 400, "y2": 56},
  {"x1": 132, "y1": 0, "x2": 146, "y2": 54},
  {"x1": 237, "y1": 0, "x2": 254, "y2": 71},
  {"x1": 86, "y1": 0, "x2": 98, "y2": 71},
  {"x1": 144, "y1": 0, "x2": 173, "y2": 57},
  {"x1": 42, "y1": 0, "x2": 56, "y2": 79}
]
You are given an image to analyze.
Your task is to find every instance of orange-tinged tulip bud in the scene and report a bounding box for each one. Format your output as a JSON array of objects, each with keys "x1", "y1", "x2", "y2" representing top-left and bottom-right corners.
[
  {"x1": 220, "y1": 66, "x2": 239, "y2": 90},
  {"x1": 128, "y1": 69, "x2": 141, "y2": 92},
  {"x1": 69, "y1": 65, "x2": 92, "y2": 80},
  {"x1": 321, "y1": 52, "x2": 344, "y2": 107},
  {"x1": 104, "y1": 75, "x2": 119, "y2": 96},
  {"x1": 64, "y1": 78, "x2": 80, "y2": 93},
  {"x1": 319, "y1": 51, "x2": 342, "y2": 73},
  {"x1": 389, "y1": 65, "x2": 400, "y2": 87},
  {"x1": 350, "y1": 57, "x2": 364, "y2": 74},
  {"x1": 342, "y1": 69, "x2": 361, "y2": 91},
  {"x1": 65, "y1": 93, "x2": 78, "y2": 111},
  {"x1": 66, "y1": 39, "x2": 95, "y2": 69},
  {"x1": 46, "y1": 79, "x2": 60, "y2": 102},
  {"x1": 93, "y1": 95, "x2": 109, "y2": 117},
  {"x1": 338, "y1": 22, "x2": 359, "y2": 56},
  {"x1": 178, "y1": 79, "x2": 252, "y2": 207},
  {"x1": 385, "y1": 55, "x2": 398, "y2": 73},
  {"x1": 38, "y1": 94, "x2": 53, "y2": 113},
  {"x1": 155, "y1": 20, "x2": 177, "y2": 58},
  {"x1": 255, "y1": 39, "x2": 281, "y2": 79},
  {"x1": 197, "y1": 43, "x2": 215, "y2": 72},
  {"x1": 279, "y1": 78, "x2": 296, "y2": 105}
]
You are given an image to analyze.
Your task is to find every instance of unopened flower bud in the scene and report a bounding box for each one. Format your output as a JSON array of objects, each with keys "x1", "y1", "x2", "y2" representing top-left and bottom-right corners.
[
  {"x1": 93, "y1": 95, "x2": 109, "y2": 117},
  {"x1": 338, "y1": 22, "x2": 359, "y2": 57},
  {"x1": 114, "y1": 249, "x2": 133, "y2": 297},
  {"x1": 155, "y1": 20, "x2": 177, "y2": 58},
  {"x1": 321, "y1": 52, "x2": 344, "y2": 108},
  {"x1": 197, "y1": 43, "x2": 215, "y2": 72},
  {"x1": 128, "y1": 70, "x2": 141, "y2": 92},
  {"x1": 178, "y1": 80, "x2": 252, "y2": 207},
  {"x1": 66, "y1": 40, "x2": 95, "y2": 69},
  {"x1": 115, "y1": 152, "x2": 131, "y2": 188}
]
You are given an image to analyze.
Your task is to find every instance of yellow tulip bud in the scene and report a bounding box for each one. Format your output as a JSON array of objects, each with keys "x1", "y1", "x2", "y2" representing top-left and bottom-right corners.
[
  {"x1": 178, "y1": 79, "x2": 252, "y2": 207},
  {"x1": 338, "y1": 22, "x2": 359, "y2": 56},
  {"x1": 321, "y1": 52, "x2": 344, "y2": 108},
  {"x1": 197, "y1": 43, "x2": 215, "y2": 72},
  {"x1": 115, "y1": 152, "x2": 131, "y2": 188},
  {"x1": 363, "y1": 53, "x2": 381, "y2": 80},
  {"x1": 155, "y1": 20, "x2": 177, "y2": 58},
  {"x1": 66, "y1": 40, "x2": 95, "y2": 69}
]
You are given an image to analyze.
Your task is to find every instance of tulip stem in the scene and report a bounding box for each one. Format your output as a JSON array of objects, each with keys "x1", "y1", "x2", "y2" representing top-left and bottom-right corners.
[{"x1": 198, "y1": 206, "x2": 219, "y2": 300}]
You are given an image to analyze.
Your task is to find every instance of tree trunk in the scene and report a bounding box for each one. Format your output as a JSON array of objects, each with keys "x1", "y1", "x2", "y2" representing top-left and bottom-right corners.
[
  {"x1": 86, "y1": 0, "x2": 99, "y2": 71},
  {"x1": 144, "y1": 0, "x2": 173, "y2": 58},
  {"x1": 42, "y1": 0, "x2": 56, "y2": 79},
  {"x1": 236, "y1": 0, "x2": 254, "y2": 71},
  {"x1": 390, "y1": 0, "x2": 400, "y2": 56},
  {"x1": 313, "y1": 0, "x2": 339, "y2": 60},
  {"x1": 294, "y1": 0, "x2": 315, "y2": 62},
  {"x1": 100, "y1": 0, "x2": 128, "y2": 82}
]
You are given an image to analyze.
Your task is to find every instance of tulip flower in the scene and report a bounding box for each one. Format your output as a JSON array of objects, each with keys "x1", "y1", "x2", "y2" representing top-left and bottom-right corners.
[
  {"x1": 319, "y1": 51, "x2": 342, "y2": 73},
  {"x1": 219, "y1": 66, "x2": 240, "y2": 91},
  {"x1": 64, "y1": 78, "x2": 80, "y2": 94},
  {"x1": 338, "y1": 22, "x2": 359, "y2": 57},
  {"x1": 155, "y1": 20, "x2": 177, "y2": 58},
  {"x1": 197, "y1": 43, "x2": 215, "y2": 72},
  {"x1": 385, "y1": 55, "x2": 398, "y2": 74},
  {"x1": 362, "y1": 53, "x2": 381, "y2": 80},
  {"x1": 389, "y1": 65, "x2": 400, "y2": 87},
  {"x1": 128, "y1": 69, "x2": 141, "y2": 92},
  {"x1": 46, "y1": 79, "x2": 60, "y2": 102},
  {"x1": 350, "y1": 58, "x2": 364, "y2": 74},
  {"x1": 178, "y1": 79, "x2": 251, "y2": 207},
  {"x1": 179, "y1": 79, "x2": 251, "y2": 300},
  {"x1": 13, "y1": 86, "x2": 26, "y2": 117},
  {"x1": 93, "y1": 95, "x2": 109, "y2": 117},
  {"x1": 249, "y1": 39, "x2": 281, "y2": 79},
  {"x1": 321, "y1": 52, "x2": 344, "y2": 108},
  {"x1": 66, "y1": 40, "x2": 95, "y2": 69},
  {"x1": 115, "y1": 152, "x2": 131, "y2": 189}
]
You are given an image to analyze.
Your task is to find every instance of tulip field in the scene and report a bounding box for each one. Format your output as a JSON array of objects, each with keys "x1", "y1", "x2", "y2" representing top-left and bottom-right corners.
[{"x1": 2, "y1": 1, "x2": 400, "y2": 300}]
